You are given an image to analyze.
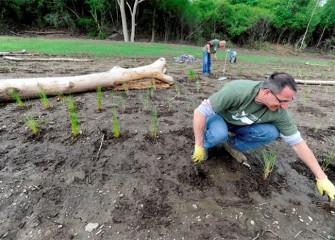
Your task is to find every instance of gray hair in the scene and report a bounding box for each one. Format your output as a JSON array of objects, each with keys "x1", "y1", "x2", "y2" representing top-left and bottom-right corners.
[{"x1": 261, "y1": 72, "x2": 297, "y2": 93}]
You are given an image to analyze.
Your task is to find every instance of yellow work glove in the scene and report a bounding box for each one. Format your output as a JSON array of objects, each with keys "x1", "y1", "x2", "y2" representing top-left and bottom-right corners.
[
  {"x1": 316, "y1": 177, "x2": 335, "y2": 201},
  {"x1": 192, "y1": 145, "x2": 206, "y2": 164}
]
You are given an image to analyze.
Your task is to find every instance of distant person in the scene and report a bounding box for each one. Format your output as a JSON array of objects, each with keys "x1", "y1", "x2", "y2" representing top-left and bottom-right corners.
[
  {"x1": 202, "y1": 39, "x2": 226, "y2": 75},
  {"x1": 229, "y1": 50, "x2": 237, "y2": 63},
  {"x1": 191, "y1": 72, "x2": 335, "y2": 201}
]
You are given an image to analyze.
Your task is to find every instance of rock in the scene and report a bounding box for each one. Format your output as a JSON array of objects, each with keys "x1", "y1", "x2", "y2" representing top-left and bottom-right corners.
[{"x1": 85, "y1": 223, "x2": 99, "y2": 232}]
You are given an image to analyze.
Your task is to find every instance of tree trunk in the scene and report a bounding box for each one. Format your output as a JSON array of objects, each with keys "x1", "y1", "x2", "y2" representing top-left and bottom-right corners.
[
  {"x1": 117, "y1": 0, "x2": 129, "y2": 42},
  {"x1": 0, "y1": 58, "x2": 173, "y2": 101},
  {"x1": 299, "y1": 0, "x2": 319, "y2": 51},
  {"x1": 126, "y1": 0, "x2": 144, "y2": 42},
  {"x1": 316, "y1": 26, "x2": 326, "y2": 48},
  {"x1": 151, "y1": 7, "x2": 156, "y2": 43}
]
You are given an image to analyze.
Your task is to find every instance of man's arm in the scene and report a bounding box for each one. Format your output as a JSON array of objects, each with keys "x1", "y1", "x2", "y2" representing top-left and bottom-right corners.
[
  {"x1": 193, "y1": 109, "x2": 206, "y2": 147},
  {"x1": 291, "y1": 140, "x2": 326, "y2": 179},
  {"x1": 292, "y1": 140, "x2": 335, "y2": 201},
  {"x1": 213, "y1": 52, "x2": 217, "y2": 60}
]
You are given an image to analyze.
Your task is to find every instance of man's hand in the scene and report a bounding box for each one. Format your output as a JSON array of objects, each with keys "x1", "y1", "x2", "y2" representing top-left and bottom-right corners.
[
  {"x1": 192, "y1": 145, "x2": 206, "y2": 164},
  {"x1": 316, "y1": 177, "x2": 335, "y2": 201}
]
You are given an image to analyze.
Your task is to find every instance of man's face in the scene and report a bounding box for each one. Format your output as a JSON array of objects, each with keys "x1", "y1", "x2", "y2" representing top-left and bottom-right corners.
[
  {"x1": 264, "y1": 86, "x2": 296, "y2": 111},
  {"x1": 219, "y1": 41, "x2": 225, "y2": 47}
]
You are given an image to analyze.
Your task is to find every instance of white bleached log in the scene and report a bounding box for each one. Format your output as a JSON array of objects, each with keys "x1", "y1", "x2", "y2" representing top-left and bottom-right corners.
[{"x1": 0, "y1": 57, "x2": 174, "y2": 101}]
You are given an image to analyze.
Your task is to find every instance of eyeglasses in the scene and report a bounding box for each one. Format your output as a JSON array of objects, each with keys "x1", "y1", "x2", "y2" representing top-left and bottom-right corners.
[{"x1": 268, "y1": 89, "x2": 292, "y2": 103}]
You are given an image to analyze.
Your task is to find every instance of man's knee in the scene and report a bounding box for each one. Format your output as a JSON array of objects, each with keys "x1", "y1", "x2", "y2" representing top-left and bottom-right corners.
[
  {"x1": 205, "y1": 128, "x2": 228, "y2": 147},
  {"x1": 260, "y1": 125, "x2": 279, "y2": 141}
]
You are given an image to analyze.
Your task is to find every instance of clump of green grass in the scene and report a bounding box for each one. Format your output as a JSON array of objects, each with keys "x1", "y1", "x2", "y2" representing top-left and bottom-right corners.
[
  {"x1": 97, "y1": 86, "x2": 102, "y2": 112},
  {"x1": 24, "y1": 118, "x2": 47, "y2": 135},
  {"x1": 67, "y1": 96, "x2": 80, "y2": 137},
  {"x1": 258, "y1": 148, "x2": 277, "y2": 180},
  {"x1": 150, "y1": 109, "x2": 158, "y2": 139},
  {"x1": 38, "y1": 84, "x2": 49, "y2": 109},
  {"x1": 321, "y1": 137, "x2": 335, "y2": 172},
  {"x1": 187, "y1": 68, "x2": 196, "y2": 81},
  {"x1": 25, "y1": 119, "x2": 39, "y2": 135},
  {"x1": 8, "y1": 88, "x2": 24, "y2": 107},
  {"x1": 111, "y1": 108, "x2": 120, "y2": 138}
]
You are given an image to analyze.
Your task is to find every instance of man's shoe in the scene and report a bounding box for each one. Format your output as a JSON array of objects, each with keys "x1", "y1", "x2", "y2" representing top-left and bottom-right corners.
[{"x1": 223, "y1": 141, "x2": 250, "y2": 168}]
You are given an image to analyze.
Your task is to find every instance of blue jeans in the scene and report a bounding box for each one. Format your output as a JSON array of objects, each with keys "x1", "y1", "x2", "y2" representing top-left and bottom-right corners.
[
  {"x1": 202, "y1": 52, "x2": 211, "y2": 73},
  {"x1": 203, "y1": 114, "x2": 279, "y2": 151}
]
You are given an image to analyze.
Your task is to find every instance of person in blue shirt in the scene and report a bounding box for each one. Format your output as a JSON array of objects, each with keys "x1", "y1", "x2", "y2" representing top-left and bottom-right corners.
[{"x1": 229, "y1": 50, "x2": 237, "y2": 63}]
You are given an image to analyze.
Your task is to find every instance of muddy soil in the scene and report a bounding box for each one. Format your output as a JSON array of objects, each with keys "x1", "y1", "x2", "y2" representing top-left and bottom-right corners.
[{"x1": 0, "y1": 43, "x2": 335, "y2": 240}]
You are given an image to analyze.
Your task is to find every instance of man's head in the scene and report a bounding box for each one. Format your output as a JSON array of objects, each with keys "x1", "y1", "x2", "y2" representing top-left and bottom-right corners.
[
  {"x1": 219, "y1": 40, "x2": 226, "y2": 48},
  {"x1": 259, "y1": 72, "x2": 297, "y2": 111}
]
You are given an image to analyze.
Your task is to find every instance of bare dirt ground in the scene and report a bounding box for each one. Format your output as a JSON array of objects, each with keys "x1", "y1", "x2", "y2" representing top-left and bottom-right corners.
[{"x1": 0, "y1": 43, "x2": 335, "y2": 240}]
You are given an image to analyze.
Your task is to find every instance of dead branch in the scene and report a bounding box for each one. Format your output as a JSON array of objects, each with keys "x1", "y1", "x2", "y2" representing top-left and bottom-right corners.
[
  {"x1": 0, "y1": 50, "x2": 27, "y2": 56},
  {"x1": 96, "y1": 133, "x2": 104, "y2": 161},
  {"x1": 295, "y1": 79, "x2": 335, "y2": 85},
  {"x1": 23, "y1": 31, "x2": 68, "y2": 35},
  {"x1": 252, "y1": 229, "x2": 281, "y2": 240}
]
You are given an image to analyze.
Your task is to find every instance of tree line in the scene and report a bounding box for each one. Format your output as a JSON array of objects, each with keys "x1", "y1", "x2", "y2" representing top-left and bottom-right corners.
[{"x1": 1, "y1": 0, "x2": 334, "y2": 51}]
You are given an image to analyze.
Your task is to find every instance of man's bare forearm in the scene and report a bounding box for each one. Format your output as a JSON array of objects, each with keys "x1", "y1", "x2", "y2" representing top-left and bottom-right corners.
[
  {"x1": 193, "y1": 109, "x2": 206, "y2": 147},
  {"x1": 292, "y1": 140, "x2": 326, "y2": 179}
]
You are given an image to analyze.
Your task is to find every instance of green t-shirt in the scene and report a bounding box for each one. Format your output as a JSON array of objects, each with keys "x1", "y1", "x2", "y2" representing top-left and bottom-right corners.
[
  {"x1": 208, "y1": 80, "x2": 297, "y2": 136},
  {"x1": 202, "y1": 39, "x2": 220, "y2": 54}
]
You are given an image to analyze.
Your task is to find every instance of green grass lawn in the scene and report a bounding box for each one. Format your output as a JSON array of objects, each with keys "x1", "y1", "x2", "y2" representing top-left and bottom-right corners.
[{"x1": 0, "y1": 36, "x2": 330, "y2": 65}]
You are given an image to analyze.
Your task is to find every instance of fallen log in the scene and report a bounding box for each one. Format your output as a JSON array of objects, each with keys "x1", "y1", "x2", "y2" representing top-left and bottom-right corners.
[
  {"x1": 3, "y1": 56, "x2": 94, "y2": 62},
  {"x1": 0, "y1": 57, "x2": 174, "y2": 101},
  {"x1": 295, "y1": 79, "x2": 335, "y2": 86},
  {"x1": 0, "y1": 49, "x2": 27, "y2": 56}
]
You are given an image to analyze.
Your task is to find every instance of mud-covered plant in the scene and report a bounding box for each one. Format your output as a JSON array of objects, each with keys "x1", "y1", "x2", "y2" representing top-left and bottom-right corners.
[
  {"x1": 195, "y1": 80, "x2": 201, "y2": 93},
  {"x1": 303, "y1": 87, "x2": 312, "y2": 108},
  {"x1": 97, "y1": 86, "x2": 102, "y2": 112},
  {"x1": 259, "y1": 148, "x2": 277, "y2": 180},
  {"x1": 321, "y1": 138, "x2": 335, "y2": 172},
  {"x1": 314, "y1": 115, "x2": 323, "y2": 133},
  {"x1": 150, "y1": 109, "x2": 158, "y2": 139},
  {"x1": 111, "y1": 108, "x2": 120, "y2": 138},
  {"x1": 187, "y1": 68, "x2": 196, "y2": 81},
  {"x1": 38, "y1": 84, "x2": 49, "y2": 109},
  {"x1": 120, "y1": 96, "x2": 126, "y2": 113},
  {"x1": 185, "y1": 95, "x2": 191, "y2": 112},
  {"x1": 122, "y1": 83, "x2": 129, "y2": 96},
  {"x1": 149, "y1": 79, "x2": 156, "y2": 98},
  {"x1": 67, "y1": 96, "x2": 80, "y2": 137},
  {"x1": 25, "y1": 119, "x2": 39, "y2": 135},
  {"x1": 141, "y1": 93, "x2": 150, "y2": 112},
  {"x1": 306, "y1": 87, "x2": 312, "y2": 97},
  {"x1": 175, "y1": 84, "x2": 181, "y2": 98},
  {"x1": 167, "y1": 97, "x2": 173, "y2": 111},
  {"x1": 237, "y1": 67, "x2": 243, "y2": 75},
  {"x1": 8, "y1": 88, "x2": 24, "y2": 107}
]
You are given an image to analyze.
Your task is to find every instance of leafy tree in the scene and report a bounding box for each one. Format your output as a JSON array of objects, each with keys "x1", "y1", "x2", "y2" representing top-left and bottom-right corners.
[{"x1": 85, "y1": 0, "x2": 111, "y2": 39}]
